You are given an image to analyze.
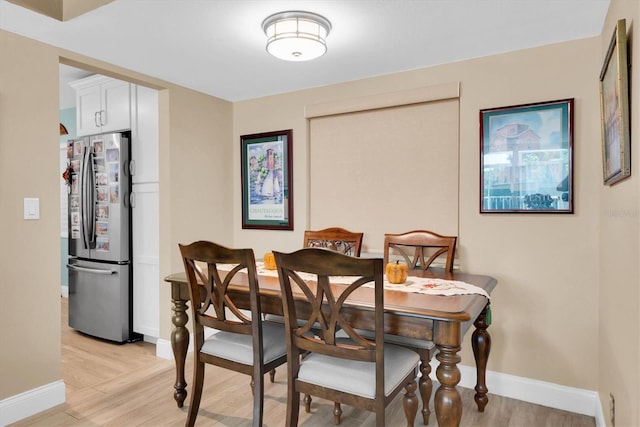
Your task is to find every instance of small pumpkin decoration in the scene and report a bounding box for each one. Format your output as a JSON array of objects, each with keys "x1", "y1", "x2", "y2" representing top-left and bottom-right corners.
[
  {"x1": 386, "y1": 260, "x2": 408, "y2": 284},
  {"x1": 263, "y1": 252, "x2": 277, "y2": 270}
]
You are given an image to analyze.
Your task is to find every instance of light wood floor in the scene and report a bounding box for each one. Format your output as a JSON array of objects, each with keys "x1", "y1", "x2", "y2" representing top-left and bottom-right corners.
[{"x1": 12, "y1": 298, "x2": 596, "y2": 426}]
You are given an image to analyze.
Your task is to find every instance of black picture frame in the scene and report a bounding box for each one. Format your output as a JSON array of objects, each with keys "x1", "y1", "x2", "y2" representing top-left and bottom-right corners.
[
  {"x1": 480, "y1": 99, "x2": 574, "y2": 213},
  {"x1": 241, "y1": 129, "x2": 293, "y2": 230}
]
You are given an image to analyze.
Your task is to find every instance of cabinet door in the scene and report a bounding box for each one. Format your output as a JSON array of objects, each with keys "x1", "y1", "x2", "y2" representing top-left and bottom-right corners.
[
  {"x1": 101, "y1": 80, "x2": 131, "y2": 133},
  {"x1": 74, "y1": 78, "x2": 131, "y2": 136},
  {"x1": 131, "y1": 85, "x2": 159, "y2": 183},
  {"x1": 76, "y1": 85, "x2": 102, "y2": 136},
  {"x1": 132, "y1": 182, "x2": 159, "y2": 338}
]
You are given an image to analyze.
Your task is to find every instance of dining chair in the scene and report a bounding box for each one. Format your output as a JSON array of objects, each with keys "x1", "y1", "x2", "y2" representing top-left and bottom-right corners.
[
  {"x1": 381, "y1": 229, "x2": 457, "y2": 424},
  {"x1": 383, "y1": 229, "x2": 457, "y2": 272},
  {"x1": 303, "y1": 227, "x2": 364, "y2": 256},
  {"x1": 266, "y1": 225, "x2": 362, "y2": 321},
  {"x1": 274, "y1": 248, "x2": 419, "y2": 427},
  {"x1": 265, "y1": 226, "x2": 362, "y2": 325},
  {"x1": 179, "y1": 240, "x2": 288, "y2": 427},
  {"x1": 302, "y1": 227, "x2": 364, "y2": 413}
]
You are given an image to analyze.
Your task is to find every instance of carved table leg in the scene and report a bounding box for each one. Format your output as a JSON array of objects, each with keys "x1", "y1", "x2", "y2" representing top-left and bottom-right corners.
[
  {"x1": 472, "y1": 303, "x2": 491, "y2": 412},
  {"x1": 171, "y1": 296, "x2": 190, "y2": 408},
  {"x1": 435, "y1": 345, "x2": 462, "y2": 427},
  {"x1": 434, "y1": 320, "x2": 462, "y2": 427}
]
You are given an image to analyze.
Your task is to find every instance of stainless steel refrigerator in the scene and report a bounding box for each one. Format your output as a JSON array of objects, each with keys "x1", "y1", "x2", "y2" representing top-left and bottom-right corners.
[{"x1": 67, "y1": 131, "x2": 137, "y2": 342}]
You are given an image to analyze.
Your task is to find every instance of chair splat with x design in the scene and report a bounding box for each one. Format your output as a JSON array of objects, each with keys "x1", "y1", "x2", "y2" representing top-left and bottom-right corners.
[{"x1": 274, "y1": 248, "x2": 419, "y2": 426}]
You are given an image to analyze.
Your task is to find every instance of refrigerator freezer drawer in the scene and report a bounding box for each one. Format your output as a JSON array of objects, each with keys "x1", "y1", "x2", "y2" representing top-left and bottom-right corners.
[{"x1": 68, "y1": 259, "x2": 132, "y2": 342}]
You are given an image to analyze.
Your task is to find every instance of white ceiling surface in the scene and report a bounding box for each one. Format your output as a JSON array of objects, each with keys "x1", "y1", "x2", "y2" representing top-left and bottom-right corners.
[{"x1": 1, "y1": 0, "x2": 610, "y2": 103}]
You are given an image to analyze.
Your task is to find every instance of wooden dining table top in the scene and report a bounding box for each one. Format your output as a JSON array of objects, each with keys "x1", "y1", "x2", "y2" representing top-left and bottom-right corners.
[{"x1": 165, "y1": 266, "x2": 496, "y2": 334}]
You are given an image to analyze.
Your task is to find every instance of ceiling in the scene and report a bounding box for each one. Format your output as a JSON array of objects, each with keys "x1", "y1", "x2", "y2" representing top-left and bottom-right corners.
[{"x1": 0, "y1": 0, "x2": 611, "y2": 103}]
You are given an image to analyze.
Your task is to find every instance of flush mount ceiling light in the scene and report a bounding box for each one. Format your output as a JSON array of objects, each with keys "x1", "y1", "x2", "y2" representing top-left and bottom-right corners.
[{"x1": 262, "y1": 11, "x2": 331, "y2": 62}]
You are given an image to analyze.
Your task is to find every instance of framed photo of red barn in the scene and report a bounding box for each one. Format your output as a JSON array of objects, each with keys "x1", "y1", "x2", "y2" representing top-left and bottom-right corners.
[{"x1": 480, "y1": 99, "x2": 574, "y2": 213}]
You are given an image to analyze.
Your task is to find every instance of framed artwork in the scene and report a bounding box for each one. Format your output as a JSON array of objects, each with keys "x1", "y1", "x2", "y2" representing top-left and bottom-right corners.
[
  {"x1": 480, "y1": 99, "x2": 574, "y2": 213},
  {"x1": 600, "y1": 18, "x2": 630, "y2": 186},
  {"x1": 241, "y1": 129, "x2": 293, "y2": 230}
]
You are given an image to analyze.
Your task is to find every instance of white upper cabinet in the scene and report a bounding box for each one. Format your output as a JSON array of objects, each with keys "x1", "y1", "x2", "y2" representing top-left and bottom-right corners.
[{"x1": 70, "y1": 75, "x2": 131, "y2": 136}]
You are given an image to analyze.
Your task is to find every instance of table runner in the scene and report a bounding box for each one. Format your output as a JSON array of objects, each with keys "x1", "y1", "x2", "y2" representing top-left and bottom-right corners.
[
  {"x1": 215, "y1": 262, "x2": 489, "y2": 299},
  {"x1": 362, "y1": 277, "x2": 489, "y2": 298}
]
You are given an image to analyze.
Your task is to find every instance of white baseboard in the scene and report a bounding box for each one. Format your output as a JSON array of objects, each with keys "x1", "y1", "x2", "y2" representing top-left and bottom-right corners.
[
  {"x1": 431, "y1": 360, "x2": 602, "y2": 422},
  {"x1": 0, "y1": 380, "x2": 65, "y2": 426},
  {"x1": 155, "y1": 338, "x2": 176, "y2": 360},
  {"x1": 593, "y1": 395, "x2": 606, "y2": 427},
  {"x1": 143, "y1": 335, "x2": 158, "y2": 345},
  {"x1": 155, "y1": 329, "x2": 217, "y2": 360}
]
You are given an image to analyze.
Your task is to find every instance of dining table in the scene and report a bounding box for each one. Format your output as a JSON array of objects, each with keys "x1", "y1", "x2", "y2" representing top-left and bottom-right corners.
[{"x1": 164, "y1": 264, "x2": 497, "y2": 427}]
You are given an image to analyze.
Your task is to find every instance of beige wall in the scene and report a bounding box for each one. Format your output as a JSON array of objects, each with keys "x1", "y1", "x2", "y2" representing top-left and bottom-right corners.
[
  {"x1": 234, "y1": 37, "x2": 602, "y2": 391},
  {"x1": 0, "y1": 29, "x2": 233, "y2": 399},
  {"x1": 0, "y1": 30, "x2": 62, "y2": 399},
  {"x1": 159, "y1": 86, "x2": 234, "y2": 339},
  {"x1": 598, "y1": 2, "x2": 640, "y2": 426}
]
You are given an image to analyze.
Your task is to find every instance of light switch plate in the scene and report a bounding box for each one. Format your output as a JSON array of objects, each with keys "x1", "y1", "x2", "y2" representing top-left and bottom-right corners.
[{"x1": 24, "y1": 198, "x2": 40, "y2": 220}]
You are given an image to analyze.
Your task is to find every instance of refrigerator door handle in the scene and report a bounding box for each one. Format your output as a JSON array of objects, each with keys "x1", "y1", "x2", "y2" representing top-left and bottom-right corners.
[
  {"x1": 81, "y1": 147, "x2": 90, "y2": 249},
  {"x1": 67, "y1": 264, "x2": 116, "y2": 275},
  {"x1": 81, "y1": 145, "x2": 96, "y2": 249},
  {"x1": 87, "y1": 150, "x2": 96, "y2": 246}
]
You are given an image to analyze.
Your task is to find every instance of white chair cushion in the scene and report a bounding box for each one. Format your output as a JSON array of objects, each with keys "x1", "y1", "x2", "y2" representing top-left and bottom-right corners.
[
  {"x1": 383, "y1": 335, "x2": 435, "y2": 350},
  {"x1": 200, "y1": 321, "x2": 287, "y2": 365},
  {"x1": 346, "y1": 328, "x2": 435, "y2": 351},
  {"x1": 298, "y1": 343, "x2": 419, "y2": 398},
  {"x1": 264, "y1": 314, "x2": 323, "y2": 330},
  {"x1": 264, "y1": 314, "x2": 286, "y2": 323}
]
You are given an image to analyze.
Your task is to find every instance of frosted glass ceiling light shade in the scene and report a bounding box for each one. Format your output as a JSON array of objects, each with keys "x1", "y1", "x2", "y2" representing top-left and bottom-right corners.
[{"x1": 262, "y1": 11, "x2": 331, "y2": 62}]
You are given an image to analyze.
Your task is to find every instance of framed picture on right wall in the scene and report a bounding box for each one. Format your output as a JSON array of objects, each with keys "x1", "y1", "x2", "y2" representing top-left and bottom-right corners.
[{"x1": 600, "y1": 18, "x2": 630, "y2": 186}]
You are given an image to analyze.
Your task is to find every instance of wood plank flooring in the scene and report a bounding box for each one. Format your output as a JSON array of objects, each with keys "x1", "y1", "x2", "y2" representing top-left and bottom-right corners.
[{"x1": 11, "y1": 297, "x2": 596, "y2": 426}]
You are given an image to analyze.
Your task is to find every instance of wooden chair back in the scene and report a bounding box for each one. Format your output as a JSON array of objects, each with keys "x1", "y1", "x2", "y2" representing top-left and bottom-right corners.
[
  {"x1": 275, "y1": 248, "x2": 382, "y2": 360},
  {"x1": 303, "y1": 227, "x2": 363, "y2": 257},
  {"x1": 383, "y1": 230, "x2": 457, "y2": 272},
  {"x1": 274, "y1": 248, "x2": 418, "y2": 426},
  {"x1": 179, "y1": 240, "x2": 261, "y2": 339}
]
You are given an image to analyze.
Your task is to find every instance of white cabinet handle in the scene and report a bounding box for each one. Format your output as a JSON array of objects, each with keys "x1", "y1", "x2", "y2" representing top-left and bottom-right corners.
[
  {"x1": 100, "y1": 110, "x2": 106, "y2": 126},
  {"x1": 94, "y1": 111, "x2": 100, "y2": 127}
]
